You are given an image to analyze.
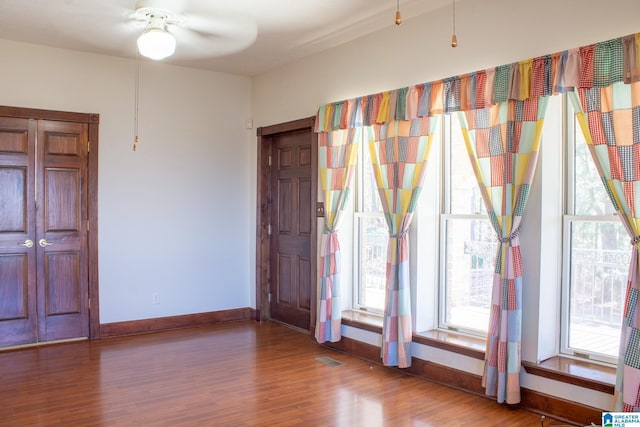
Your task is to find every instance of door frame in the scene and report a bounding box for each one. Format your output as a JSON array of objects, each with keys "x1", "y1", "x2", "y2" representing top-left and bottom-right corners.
[
  {"x1": 0, "y1": 105, "x2": 100, "y2": 339},
  {"x1": 256, "y1": 116, "x2": 317, "y2": 334}
]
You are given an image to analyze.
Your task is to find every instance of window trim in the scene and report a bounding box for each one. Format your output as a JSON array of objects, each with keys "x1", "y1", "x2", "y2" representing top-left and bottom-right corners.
[
  {"x1": 352, "y1": 128, "x2": 385, "y2": 314},
  {"x1": 560, "y1": 97, "x2": 622, "y2": 366},
  {"x1": 560, "y1": 215, "x2": 624, "y2": 365},
  {"x1": 437, "y1": 114, "x2": 490, "y2": 338},
  {"x1": 438, "y1": 214, "x2": 493, "y2": 337},
  {"x1": 352, "y1": 211, "x2": 386, "y2": 314}
]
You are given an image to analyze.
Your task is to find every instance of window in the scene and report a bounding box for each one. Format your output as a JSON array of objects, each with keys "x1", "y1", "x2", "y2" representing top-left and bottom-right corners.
[
  {"x1": 562, "y1": 100, "x2": 628, "y2": 363},
  {"x1": 353, "y1": 136, "x2": 386, "y2": 313},
  {"x1": 345, "y1": 97, "x2": 627, "y2": 365},
  {"x1": 439, "y1": 114, "x2": 496, "y2": 336}
]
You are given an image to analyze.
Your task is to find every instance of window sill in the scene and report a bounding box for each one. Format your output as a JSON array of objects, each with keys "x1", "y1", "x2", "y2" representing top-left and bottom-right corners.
[
  {"x1": 413, "y1": 330, "x2": 486, "y2": 360},
  {"x1": 341, "y1": 310, "x2": 485, "y2": 360},
  {"x1": 522, "y1": 357, "x2": 615, "y2": 394},
  {"x1": 341, "y1": 310, "x2": 383, "y2": 333},
  {"x1": 341, "y1": 311, "x2": 616, "y2": 394}
]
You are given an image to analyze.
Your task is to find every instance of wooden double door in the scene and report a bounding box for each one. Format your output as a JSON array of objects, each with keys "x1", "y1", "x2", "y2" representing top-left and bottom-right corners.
[{"x1": 0, "y1": 116, "x2": 90, "y2": 347}]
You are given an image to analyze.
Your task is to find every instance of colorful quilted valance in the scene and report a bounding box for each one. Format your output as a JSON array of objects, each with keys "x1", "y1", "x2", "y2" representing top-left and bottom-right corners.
[{"x1": 315, "y1": 32, "x2": 640, "y2": 133}]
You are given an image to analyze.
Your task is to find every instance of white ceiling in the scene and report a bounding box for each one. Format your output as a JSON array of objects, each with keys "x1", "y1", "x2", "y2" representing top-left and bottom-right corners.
[{"x1": 0, "y1": 0, "x2": 454, "y2": 76}]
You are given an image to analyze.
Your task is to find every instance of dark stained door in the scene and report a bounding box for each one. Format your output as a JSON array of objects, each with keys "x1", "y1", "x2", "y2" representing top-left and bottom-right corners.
[
  {"x1": 36, "y1": 120, "x2": 89, "y2": 342},
  {"x1": 0, "y1": 118, "x2": 88, "y2": 346},
  {"x1": 0, "y1": 117, "x2": 37, "y2": 346},
  {"x1": 270, "y1": 130, "x2": 313, "y2": 330}
]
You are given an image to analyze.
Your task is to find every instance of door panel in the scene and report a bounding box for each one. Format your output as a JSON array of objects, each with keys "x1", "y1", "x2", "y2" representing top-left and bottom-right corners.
[
  {"x1": 297, "y1": 174, "x2": 312, "y2": 312},
  {"x1": 298, "y1": 177, "x2": 312, "y2": 234},
  {"x1": 45, "y1": 132, "x2": 84, "y2": 156},
  {"x1": 44, "y1": 252, "x2": 81, "y2": 315},
  {"x1": 278, "y1": 179, "x2": 292, "y2": 232},
  {"x1": 37, "y1": 120, "x2": 89, "y2": 342},
  {"x1": 0, "y1": 128, "x2": 28, "y2": 153},
  {"x1": 270, "y1": 130, "x2": 313, "y2": 330},
  {"x1": 298, "y1": 257, "x2": 311, "y2": 310},
  {"x1": 0, "y1": 253, "x2": 34, "y2": 345},
  {"x1": 45, "y1": 168, "x2": 81, "y2": 231},
  {"x1": 0, "y1": 117, "x2": 37, "y2": 346},
  {"x1": 277, "y1": 254, "x2": 292, "y2": 304},
  {"x1": 0, "y1": 167, "x2": 27, "y2": 231},
  {"x1": 39, "y1": 246, "x2": 85, "y2": 341},
  {"x1": 0, "y1": 255, "x2": 29, "y2": 319}
]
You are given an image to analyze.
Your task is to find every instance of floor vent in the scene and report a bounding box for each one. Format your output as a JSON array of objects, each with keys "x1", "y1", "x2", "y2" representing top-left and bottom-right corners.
[{"x1": 315, "y1": 356, "x2": 343, "y2": 367}]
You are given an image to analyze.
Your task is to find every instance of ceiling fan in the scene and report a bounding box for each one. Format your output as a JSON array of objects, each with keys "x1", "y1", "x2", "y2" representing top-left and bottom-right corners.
[{"x1": 129, "y1": 0, "x2": 258, "y2": 61}]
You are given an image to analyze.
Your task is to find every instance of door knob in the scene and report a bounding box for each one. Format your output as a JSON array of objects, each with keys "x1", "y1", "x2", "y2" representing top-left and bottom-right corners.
[
  {"x1": 38, "y1": 239, "x2": 54, "y2": 247},
  {"x1": 20, "y1": 239, "x2": 34, "y2": 248}
]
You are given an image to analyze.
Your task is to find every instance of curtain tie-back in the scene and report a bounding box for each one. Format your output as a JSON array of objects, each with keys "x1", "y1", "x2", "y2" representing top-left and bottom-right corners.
[
  {"x1": 498, "y1": 227, "x2": 521, "y2": 244},
  {"x1": 630, "y1": 235, "x2": 640, "y2": 246},
  {"x1": 324, "y1": 226, "x2": 339, "y2": 234},
  {"x1": 390, "y1": 231, "x2": 407, "y2": 239}
]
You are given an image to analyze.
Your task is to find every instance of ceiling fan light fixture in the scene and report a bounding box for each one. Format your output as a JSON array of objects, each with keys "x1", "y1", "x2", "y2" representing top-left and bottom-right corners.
[{"x1": 137, "y1": 26, "x2": 176, "y2": 60}]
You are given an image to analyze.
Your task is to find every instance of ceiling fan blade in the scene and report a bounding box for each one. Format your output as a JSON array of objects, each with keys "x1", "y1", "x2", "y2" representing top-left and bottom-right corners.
[
  {"x1": 47, "y1": 0, "x2": 141, "y2": 53},
  {"x1": 170, "y1": 21, "x2": 257, "y2": 58},
  {"x1": 183, "y1": 12, "x2": 256, "y2": 36}
]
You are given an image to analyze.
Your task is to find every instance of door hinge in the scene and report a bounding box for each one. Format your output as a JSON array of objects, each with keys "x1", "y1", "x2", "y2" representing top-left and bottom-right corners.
[
  {"x1": 88, "y1": 298, "x2": 91, "y2": 310},
  {"x1": 87, "y1": 140, "x2": 90, "y2": 153},
  {"x1": 268, "y1": 155, "x2": 272, "y2": 167},
  {"x1": 268, "y1": 292, "x2": 271, "y2": 303},
  {"x1": 267, "y1": 224, "x2": 272, "y2": 235},
  {"x1": 87, "y1": 220, "x2": 90, "y2": 231}
]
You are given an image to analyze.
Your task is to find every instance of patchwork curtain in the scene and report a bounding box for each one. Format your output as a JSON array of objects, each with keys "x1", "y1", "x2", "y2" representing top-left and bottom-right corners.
[
  {"x1": 571, "y1": 78, "x2": 640, "y2": 411},
  {"x1": 368, "y1": 117, "x2": 438, "y2": 368},
  {"x1": 315, "y1": 30, "x2": 640, "y2": 407},
  {"x1": 458, "y1": 96, "x2": 549, "y2": 404},
  {"x1": 315, "y1": 127, "x2": 360, "y2": 343}
]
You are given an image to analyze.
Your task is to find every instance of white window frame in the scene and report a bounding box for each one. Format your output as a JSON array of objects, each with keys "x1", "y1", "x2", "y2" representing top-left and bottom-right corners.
[
  {"x1": 437, "y1": 113, "x2": 493, "y2": 337},
  {"x1": 560, "y1": 97, "x2": 624, "y2": 365},
  {"x1": 352, "y1": 130, "x2": 386, "y2": 314}
]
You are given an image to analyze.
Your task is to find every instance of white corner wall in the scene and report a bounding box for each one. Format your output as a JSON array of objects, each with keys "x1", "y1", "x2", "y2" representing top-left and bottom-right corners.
[{"x1": 0, "y1": 39, "x2": 254, "y2": 323}]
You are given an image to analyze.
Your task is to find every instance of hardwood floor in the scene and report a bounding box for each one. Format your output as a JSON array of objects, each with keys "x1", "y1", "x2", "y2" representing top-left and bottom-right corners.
[{"x1": 0, "y1": 321, "x2": 566, "y2": 426}]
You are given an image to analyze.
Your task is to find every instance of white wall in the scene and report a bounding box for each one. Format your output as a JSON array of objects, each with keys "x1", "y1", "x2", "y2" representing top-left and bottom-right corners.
[{"x1": 0, "y1": 39, "x2": 253, "y2": 323}]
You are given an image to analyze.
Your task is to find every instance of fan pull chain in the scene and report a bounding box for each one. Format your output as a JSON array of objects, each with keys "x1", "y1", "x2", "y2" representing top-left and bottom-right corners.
[
  {"x1": 133, "y1": 56, "x2": 140, "y2": 151},
  {"x1": 451, "y1": 0, "x2": 458, "y2": 47},
  {"x1": 395, "y1": 0, "x2": 402, "y2": 25}
]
